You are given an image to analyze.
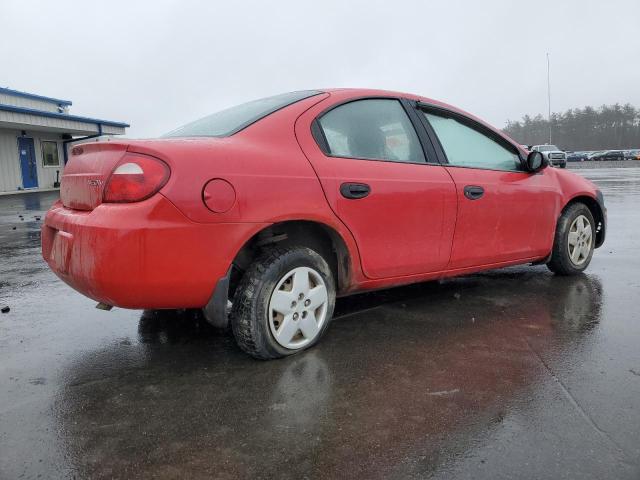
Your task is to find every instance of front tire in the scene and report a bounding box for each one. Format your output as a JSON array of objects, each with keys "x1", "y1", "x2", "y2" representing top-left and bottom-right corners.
[
  {"x1": 230, "y1": 246, "x2": 335, "y2": 359},
  {"x1": 547, "y1": 203, "x2": 595, "y2": 275}
]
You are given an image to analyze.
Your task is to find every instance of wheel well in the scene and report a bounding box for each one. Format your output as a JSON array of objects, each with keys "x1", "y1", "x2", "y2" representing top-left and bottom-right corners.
[
  {"x1": 230, "y1": 221, "x2": 351, "y2": 295},
  {"x1": 564, "y1": 195, "x2": 605, "y2": 247}
]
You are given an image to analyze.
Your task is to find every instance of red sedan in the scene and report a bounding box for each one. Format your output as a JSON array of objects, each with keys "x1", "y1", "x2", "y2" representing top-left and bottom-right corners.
[{"x1": 42, "y1": 89, "x2": 606, "y2": 359}]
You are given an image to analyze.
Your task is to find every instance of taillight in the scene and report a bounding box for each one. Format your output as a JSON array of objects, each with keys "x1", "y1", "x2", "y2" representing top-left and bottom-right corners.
[{"x1": 103, "y1": 153, "x2": 170, "y2": 203}]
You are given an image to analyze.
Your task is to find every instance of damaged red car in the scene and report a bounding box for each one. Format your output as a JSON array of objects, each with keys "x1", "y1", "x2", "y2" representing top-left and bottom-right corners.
[{"x1": 42, "y1": 89, "x2": 606, "y2": 359}]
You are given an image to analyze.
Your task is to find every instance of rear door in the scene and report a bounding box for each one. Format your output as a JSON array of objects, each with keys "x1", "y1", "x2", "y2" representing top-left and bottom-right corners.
[
  {"x1": 416, "y1": 106, "x2": 559, "y2": 269},
  {"x1": 297, "y1": 97, "x2": 457, "y2": 279}
]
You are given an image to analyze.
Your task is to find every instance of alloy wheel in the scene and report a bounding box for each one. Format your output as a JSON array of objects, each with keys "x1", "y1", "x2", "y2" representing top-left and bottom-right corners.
[
  {"x1": 567, "y1": 214, "x2": 593, "y2": 266},
  {"x1": 268, "y1": 267, "x2": 328, "y2": 349}
]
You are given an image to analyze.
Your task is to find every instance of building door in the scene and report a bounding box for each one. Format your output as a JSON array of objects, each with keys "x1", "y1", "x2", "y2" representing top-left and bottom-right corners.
[{"x1": 18, "y1": 137, "x2": 38, "y2": 189}]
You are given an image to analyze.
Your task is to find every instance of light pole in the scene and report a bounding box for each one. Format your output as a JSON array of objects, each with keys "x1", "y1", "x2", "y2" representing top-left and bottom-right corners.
[{"x1": 547, "y1": 52, "x2": 552, "y2": 144}]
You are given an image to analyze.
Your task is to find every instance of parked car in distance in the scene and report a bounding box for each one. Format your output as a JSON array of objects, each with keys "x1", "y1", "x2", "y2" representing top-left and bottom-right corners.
[
  {"x1": 624, "y1": 149, "x2": 640, "y2": 160},
  {"x1": 591, "y1": 150, "x2": 625, "y2": 161},
  {"x1": 566, "y1": 151, "x2": 589, "y2": 162},
  {"x1": 531, "y1": 145, "x2": 567, "y2": 168},
  {"x1": 42, "y1": 88, "x2": 607, "y2": 359}
]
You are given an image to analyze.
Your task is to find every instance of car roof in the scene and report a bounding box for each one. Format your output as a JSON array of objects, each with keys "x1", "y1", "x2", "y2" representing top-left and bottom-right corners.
[{"x1": 321, "y1": 88, "x2": 466, "y2": 114}]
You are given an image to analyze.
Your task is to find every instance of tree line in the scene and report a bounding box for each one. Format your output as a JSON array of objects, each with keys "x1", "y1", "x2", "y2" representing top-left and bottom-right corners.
[{"x1": 503, "y1": 104, "x2": 640, "y2": 151}]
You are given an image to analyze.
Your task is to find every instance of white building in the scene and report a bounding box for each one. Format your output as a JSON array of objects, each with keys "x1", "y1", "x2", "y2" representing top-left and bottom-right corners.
[{"x1": 0, "y1": 87, "x2": 128, "y2": 194}]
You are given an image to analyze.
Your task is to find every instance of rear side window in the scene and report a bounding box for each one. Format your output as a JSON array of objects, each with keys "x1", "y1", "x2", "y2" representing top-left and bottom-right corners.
[
  {"x1": 163, "y1": 90, "x2": 321, "y2": 138},
  {"x1": 424, "y1": 111, "x2": 521, "y2": 171},
  {"x1": 317, "y1": 99, "x2": 426, "y2": 164}
]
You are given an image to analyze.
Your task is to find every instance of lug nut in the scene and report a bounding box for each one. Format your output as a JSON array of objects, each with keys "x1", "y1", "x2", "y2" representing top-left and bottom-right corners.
[
  {"x1": 291, "y1": 301, "x2": 297, "y2": 308},
  {"x1": 293, "y1": 313, "x2": 299, "y2": 320},
  {"x1": 302, "y1": 311, "x2": 307, "y2": 319},
  {"x1": 304, "y1": 299, "x2": 311, "y2": 307},
  {"x1": 298, "y1": 293, "x2": 304, "y2": 300}
]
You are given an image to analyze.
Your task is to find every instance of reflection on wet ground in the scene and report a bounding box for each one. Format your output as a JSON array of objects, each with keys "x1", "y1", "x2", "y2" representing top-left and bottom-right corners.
[{"x1": 1, "y1": 169, "x2": 640, "y2": 479}]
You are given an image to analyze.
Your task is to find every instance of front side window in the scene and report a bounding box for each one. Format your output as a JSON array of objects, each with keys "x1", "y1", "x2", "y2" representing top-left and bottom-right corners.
[
  {"x1": 163, "y1": 90, "x2": 321, "y2": 138},
  {"x1": 41, "y1": 141, "x2": 60, "y2": 167},
  {"x1": 424, "y1": 112, "x2": 521, "y2": 171},
  {"x1": 317, "y1": 99, "x2": 426, "y2": 164}
]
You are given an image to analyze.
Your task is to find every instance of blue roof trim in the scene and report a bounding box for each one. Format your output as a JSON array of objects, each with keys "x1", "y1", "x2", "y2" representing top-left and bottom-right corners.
[
  {"x1": 0, "y1": 103, "x2": 130, "y2": 128},
  {"x1": 0, "y1": 87, "x2": 73, "y2": 106}
]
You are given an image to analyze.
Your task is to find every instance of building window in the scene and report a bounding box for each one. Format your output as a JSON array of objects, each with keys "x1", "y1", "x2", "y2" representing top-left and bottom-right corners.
[{"x1": 41, "y1": 141, "x2": 60, "y2": 167}]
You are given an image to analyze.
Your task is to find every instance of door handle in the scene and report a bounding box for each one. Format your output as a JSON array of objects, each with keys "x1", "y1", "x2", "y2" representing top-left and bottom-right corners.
[
  {"x1": 340, "y1": 182, "x2": 371, "y2": 199},
  {"x1": 463, "y1": 185, "x2": 484, "y2": 200}
]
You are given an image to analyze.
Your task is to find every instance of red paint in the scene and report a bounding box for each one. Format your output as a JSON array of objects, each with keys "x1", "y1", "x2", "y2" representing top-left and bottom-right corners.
[
  {"x1": 42, "y1": 196, "x2": 267, "y2": 308},
  {"x1": 42, "y1": 89, "x2": 602, "y2": 309},
  {"x1": 202, "y1": 179, "x2": 236, "y2": 213},
  {"x1": 443, "y1": 167, "x2": 559, "y2": 268}
]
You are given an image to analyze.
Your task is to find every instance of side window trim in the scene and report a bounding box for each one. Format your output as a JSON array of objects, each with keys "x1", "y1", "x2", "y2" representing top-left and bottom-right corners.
[
  {"x1": 414, "y1": 101, "x2": 527, "y2": 172},
  {"x1": 311, "y1": 96, "x2": 434, "y2": 165},
  {"x1": 311, "y1": 119, "x2": 330, "y2": 154},
  {"x1": 408, "y1": 100, "x2": 450, "y2": 165},
  {"x1": 398, "y1": 98, "x2": 440, "y2": 165}
]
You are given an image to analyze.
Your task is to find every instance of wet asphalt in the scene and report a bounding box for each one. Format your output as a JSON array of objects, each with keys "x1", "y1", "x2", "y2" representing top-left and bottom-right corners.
[{"x1": 1, "y1": 168, "x2": 640, "y2": 480}]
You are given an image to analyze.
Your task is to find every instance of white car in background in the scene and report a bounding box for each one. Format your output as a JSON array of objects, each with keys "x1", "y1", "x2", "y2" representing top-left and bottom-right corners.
[{"x1": 531, "y1": 145, "x2": 567, "y2": 168}]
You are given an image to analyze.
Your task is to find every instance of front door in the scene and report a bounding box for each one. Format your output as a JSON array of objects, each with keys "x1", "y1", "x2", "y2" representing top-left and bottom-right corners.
[
  {"x1": 18, "y1": 137, "x2": 38, "y2": 189},
  {"x1": 444, "y1": 167, "x2": 558, "y2": 268},
  {"x1": 297, "y1": 97, "x2": 457, "y2": 279},
  {"x1": 420, "y1": 109, "x2": 559, "y2": 269}
]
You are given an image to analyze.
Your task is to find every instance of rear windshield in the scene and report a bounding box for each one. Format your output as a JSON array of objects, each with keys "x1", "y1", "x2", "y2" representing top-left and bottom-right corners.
[{"x1": 163, "y1": 90, "x2": 321, "y2": 138}]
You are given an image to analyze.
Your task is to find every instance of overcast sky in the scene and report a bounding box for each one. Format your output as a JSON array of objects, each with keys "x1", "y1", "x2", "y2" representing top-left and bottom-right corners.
[{"x1": 2, "y1": 0, "x2": 639, "y2": 138}]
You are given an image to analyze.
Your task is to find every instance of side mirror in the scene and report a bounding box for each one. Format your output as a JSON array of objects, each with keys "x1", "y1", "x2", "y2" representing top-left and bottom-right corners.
[{"x1": 525, "y1": 151, "x2": 547, "y2": 172}]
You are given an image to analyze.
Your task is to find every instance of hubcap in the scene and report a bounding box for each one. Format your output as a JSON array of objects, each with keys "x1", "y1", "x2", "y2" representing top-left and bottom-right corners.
[
  {"x1": 567, "y1": 214, "x2": 593, "y2": 266},
  {"x1": 268, "y1": 267, "x2": 328, "y2": 350}
]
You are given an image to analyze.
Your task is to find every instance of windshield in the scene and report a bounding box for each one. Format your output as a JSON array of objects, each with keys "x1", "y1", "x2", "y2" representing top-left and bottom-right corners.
[
  {"x1": 537, "y1": 145, "x2": 559, "y2": 152},
  {"x1": 163, "y1": 90, "x2": 321, "y2": 138}
]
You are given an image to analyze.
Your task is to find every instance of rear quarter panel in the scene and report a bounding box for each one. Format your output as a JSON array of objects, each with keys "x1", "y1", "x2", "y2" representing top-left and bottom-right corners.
[
  {"x1": 133, "y1": 94, "x2": 334, "y2": 225},
  {"x1": 130, "y1": 92, "x2": 365, "y2": 290}
]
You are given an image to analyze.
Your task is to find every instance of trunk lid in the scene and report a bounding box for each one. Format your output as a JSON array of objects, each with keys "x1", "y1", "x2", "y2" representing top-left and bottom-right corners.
[{"x1": 60, "y1": 142, "x2": 129, "y2": 210}]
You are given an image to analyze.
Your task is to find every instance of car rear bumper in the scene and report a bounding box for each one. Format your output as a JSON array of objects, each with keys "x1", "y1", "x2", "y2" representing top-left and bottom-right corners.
[{"x1": 42, "y1": 195, "x2": 266, "y2": 309}]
